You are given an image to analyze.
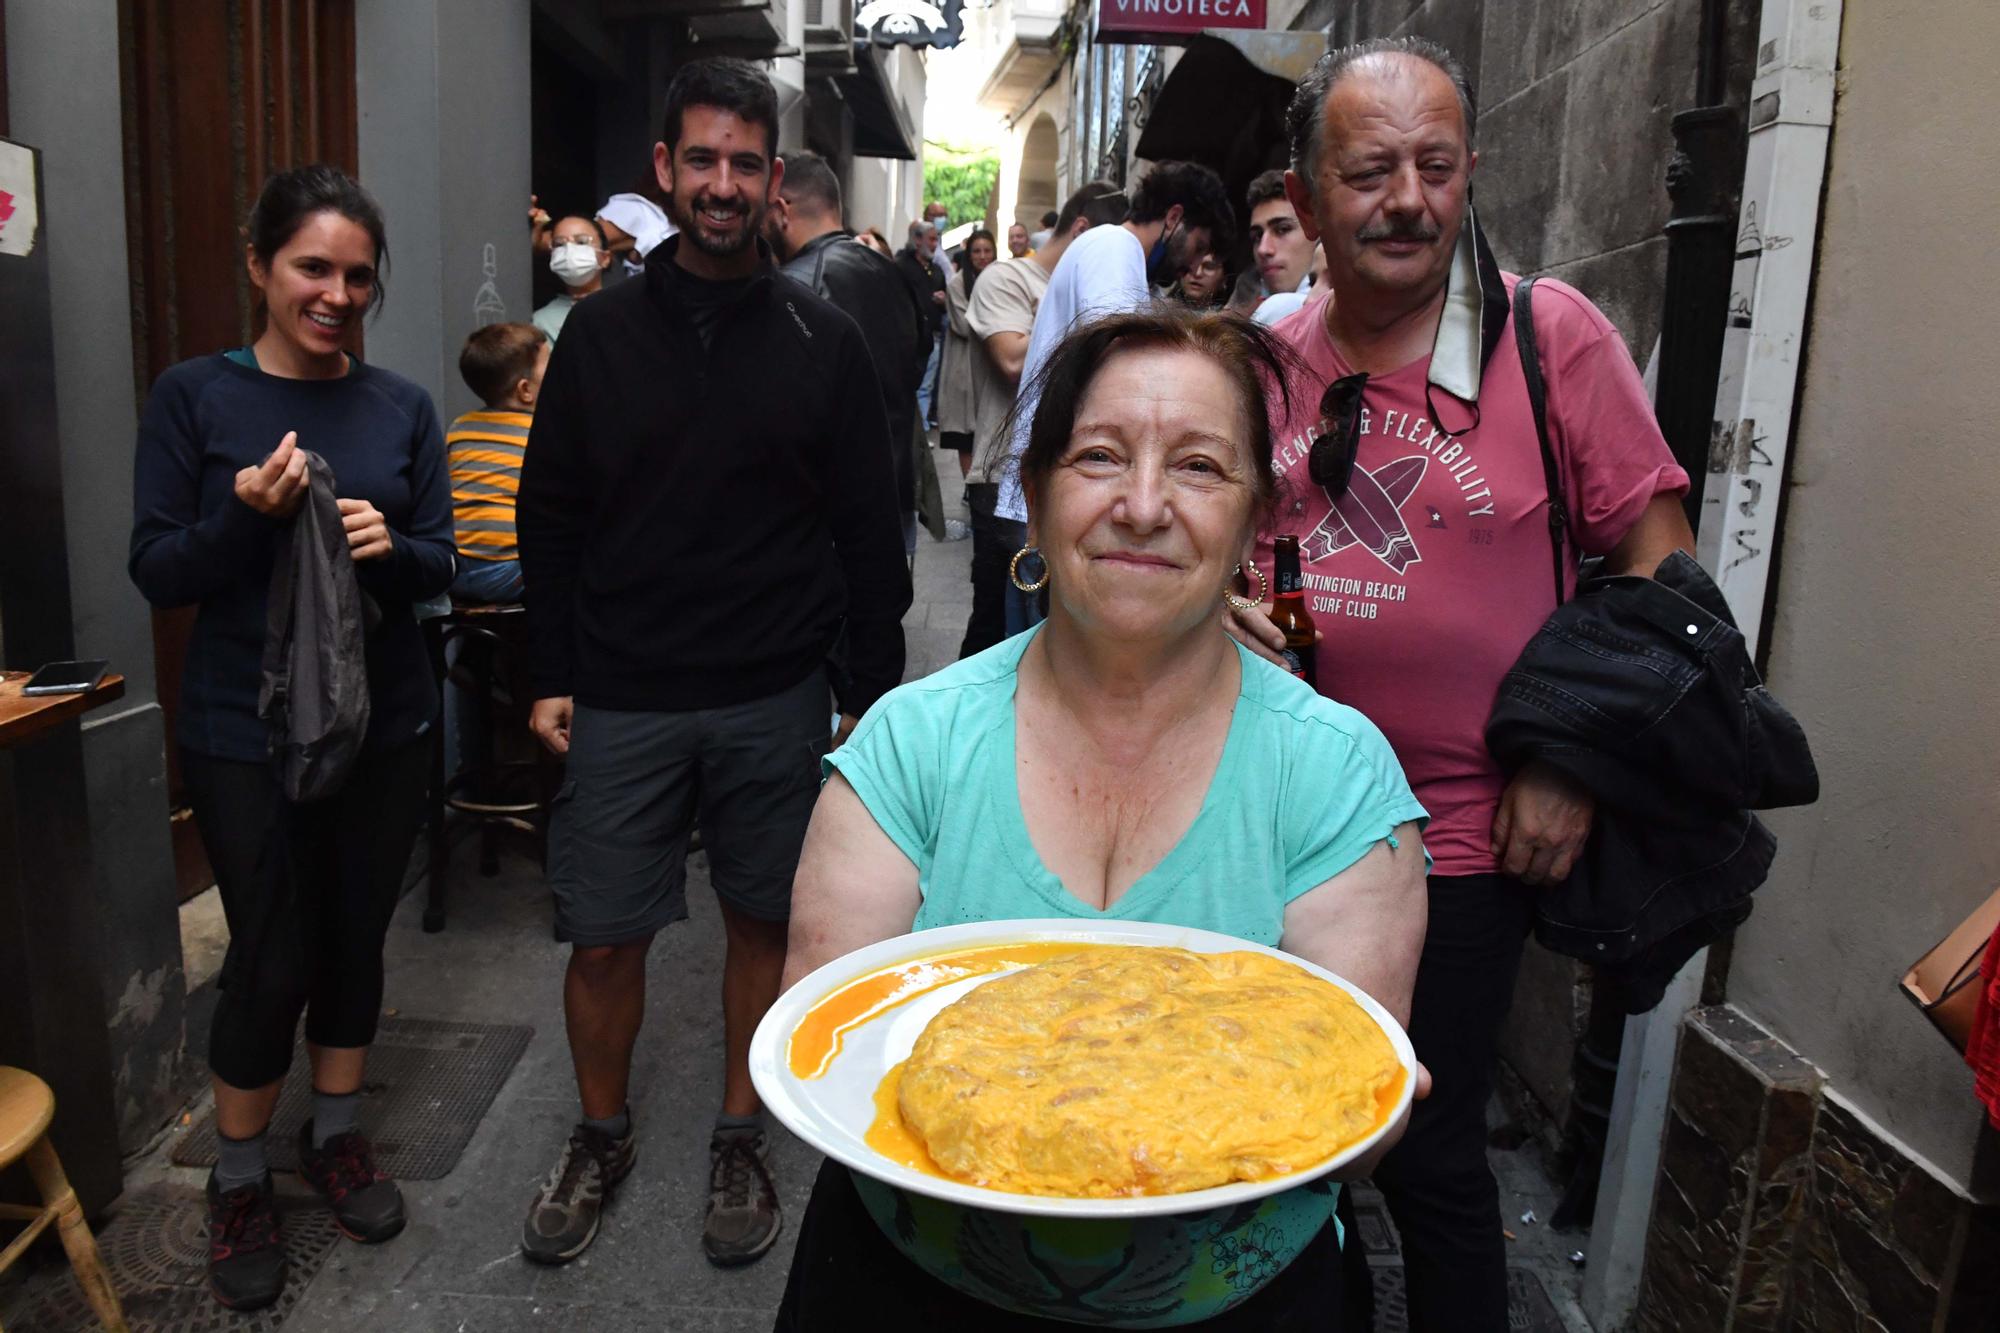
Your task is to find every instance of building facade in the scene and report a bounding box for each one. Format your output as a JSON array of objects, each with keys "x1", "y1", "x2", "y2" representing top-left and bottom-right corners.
[{"x1": 0, "y1": 0, "x2": 924, "y2": 1210}]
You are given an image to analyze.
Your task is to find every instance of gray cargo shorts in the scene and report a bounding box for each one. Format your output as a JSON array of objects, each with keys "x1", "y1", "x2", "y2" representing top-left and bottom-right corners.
[{"x1": 546, "y1": 670, "x2": 832, "y2": 946}]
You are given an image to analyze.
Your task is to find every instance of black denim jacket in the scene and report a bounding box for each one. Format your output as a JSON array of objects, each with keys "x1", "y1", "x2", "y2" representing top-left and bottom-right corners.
[{"x1": 1485, "y1": 551, "x2": 1819, "y2": 1012}]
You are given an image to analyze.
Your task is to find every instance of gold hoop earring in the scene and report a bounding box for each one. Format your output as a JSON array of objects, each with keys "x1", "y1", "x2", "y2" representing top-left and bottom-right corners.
[
  {"x1": 1223, "y1": 563, "x2": 1268, "y2": 611},
  {"x1": 1010, "y1": 545, "x2": 1050, "y2": 593}
]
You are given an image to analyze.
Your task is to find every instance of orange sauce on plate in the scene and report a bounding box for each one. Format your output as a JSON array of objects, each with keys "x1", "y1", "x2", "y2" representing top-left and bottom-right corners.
[{"x1": 786, "y1": 941, "x2": 1107, "y2": 1080}]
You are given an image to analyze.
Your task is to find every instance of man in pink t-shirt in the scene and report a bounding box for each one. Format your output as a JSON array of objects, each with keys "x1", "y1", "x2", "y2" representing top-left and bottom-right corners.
[{"x1": 1233, "y1": 37, "x2": 1695, "y2": 1333}]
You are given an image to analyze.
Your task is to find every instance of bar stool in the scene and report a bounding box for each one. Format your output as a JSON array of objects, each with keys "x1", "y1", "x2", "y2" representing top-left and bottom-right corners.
[
  {"x1": 422, "y1": 602, "x2": 556, "y2": 932},
  {"x1": 0, "y1": 1067, "x2": 127, "y2": 1331}
]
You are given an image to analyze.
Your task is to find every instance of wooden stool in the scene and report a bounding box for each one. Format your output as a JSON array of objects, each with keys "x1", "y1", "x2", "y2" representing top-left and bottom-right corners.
[{"x1": 0, "y1": 1067, "x2": 128, "y2": 1331}]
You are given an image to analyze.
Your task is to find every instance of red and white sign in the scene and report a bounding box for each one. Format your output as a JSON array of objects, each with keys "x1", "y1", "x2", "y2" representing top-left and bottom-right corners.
[{"x1": 1098, "y1": 0, "x2": 1265, "y2": 37}]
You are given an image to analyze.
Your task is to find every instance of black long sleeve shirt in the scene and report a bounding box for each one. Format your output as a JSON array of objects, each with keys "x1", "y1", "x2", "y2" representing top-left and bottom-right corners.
[
  {"x1": 517, "y1": 238, "x2": 911, "y2": 717},
  {"x1": 128, "y1": 354, "x2": 456, "y2": 760}
]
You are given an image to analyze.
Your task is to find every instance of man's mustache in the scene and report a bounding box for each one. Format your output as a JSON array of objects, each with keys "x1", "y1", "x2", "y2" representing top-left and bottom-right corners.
[{"x1": 1356, "y1": 219, "x2": 1442, "y2": 243}]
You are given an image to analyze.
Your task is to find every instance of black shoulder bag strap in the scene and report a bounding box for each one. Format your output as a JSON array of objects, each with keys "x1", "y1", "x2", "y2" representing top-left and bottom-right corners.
[{"x1": 1513, "y1": 276, "x2": 1570, "y2": 607}]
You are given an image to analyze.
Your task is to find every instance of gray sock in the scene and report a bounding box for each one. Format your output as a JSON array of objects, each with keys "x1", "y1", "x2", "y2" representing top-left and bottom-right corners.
[
  {"x1": 714, "y1": 1111, "x2": 761, "y2": 1137},
  {"x1": 582, "y1": 1106, "x2": 631, "y2": 1140},
  {"x1": 213, "y1": 1129, "x2": 269, "y2": 1193},
  {"x1": 311, "y1": 1089, "x2": 360, "y2": 1148}
]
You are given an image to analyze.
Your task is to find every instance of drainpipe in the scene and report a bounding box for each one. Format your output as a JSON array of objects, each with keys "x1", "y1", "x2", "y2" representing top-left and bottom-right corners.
[
  {"x1": 1654, "y1": 94, "x2": 1743, "y2": 530},
  {"x1": 1581, "y1": 0, "x2": 1843, "y2": 1326}
]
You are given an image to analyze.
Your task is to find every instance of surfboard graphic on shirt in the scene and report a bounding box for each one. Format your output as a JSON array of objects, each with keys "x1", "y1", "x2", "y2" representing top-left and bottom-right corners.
[{"x1": 1301, "y1": 456, "x2": 1429, "y2": 573}]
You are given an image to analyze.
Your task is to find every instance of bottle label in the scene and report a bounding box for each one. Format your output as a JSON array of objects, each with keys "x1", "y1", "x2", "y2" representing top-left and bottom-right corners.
[
  {"x1": 1281, "y1": 648, "x2": 1307, "y2": 677},
  {"x1": 1276, "y1": 569, "x2": 1305, "y2": 595}
]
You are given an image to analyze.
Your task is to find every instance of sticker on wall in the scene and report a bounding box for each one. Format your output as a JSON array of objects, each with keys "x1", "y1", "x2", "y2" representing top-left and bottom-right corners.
[{"x1": 0, "y1": 142, "x2": 41, "y2": 259}]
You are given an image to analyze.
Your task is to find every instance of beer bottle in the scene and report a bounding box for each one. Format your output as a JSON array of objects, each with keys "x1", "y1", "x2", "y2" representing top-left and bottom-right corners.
[{"x1": 1270, "y1": 535, "x2": 1317, "y2": 689}]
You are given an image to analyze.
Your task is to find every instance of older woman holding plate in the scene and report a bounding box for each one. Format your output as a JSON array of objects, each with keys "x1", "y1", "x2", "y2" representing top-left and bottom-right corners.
[{"x1": 774, "y1": 310, "x2": 1430, "y2": 1330}]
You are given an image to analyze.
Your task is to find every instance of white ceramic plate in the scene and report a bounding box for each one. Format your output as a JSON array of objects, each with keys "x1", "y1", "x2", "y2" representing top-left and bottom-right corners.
[{"x1": 748, "y1": 918, "x2": 1417, "y2": 1219}]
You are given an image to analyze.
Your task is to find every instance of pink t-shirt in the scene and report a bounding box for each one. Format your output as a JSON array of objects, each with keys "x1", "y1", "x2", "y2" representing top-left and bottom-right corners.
[{"x1": 1254, "y1": 276, "x2": 1690, "y2": 875}]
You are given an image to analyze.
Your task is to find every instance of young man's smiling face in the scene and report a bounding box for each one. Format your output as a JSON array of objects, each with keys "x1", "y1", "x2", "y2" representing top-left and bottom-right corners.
[{"x1": 654, "y1": 104, "x2": 782, "y2": 277}]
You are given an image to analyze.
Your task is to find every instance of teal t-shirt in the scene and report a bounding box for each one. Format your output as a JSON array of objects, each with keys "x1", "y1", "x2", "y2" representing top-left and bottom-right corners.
[
  {"x1": 822, "y1": 627, "x2": 1429, "y2": 1327},
  {"x1": 827, "y1": 627, "x2": 1429, "y2": 943}
]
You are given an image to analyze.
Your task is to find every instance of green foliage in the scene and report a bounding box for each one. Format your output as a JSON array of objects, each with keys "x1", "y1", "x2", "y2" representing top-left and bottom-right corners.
[{"x1": 922, "y1": 144, "x2": 1001, "y2": 231}]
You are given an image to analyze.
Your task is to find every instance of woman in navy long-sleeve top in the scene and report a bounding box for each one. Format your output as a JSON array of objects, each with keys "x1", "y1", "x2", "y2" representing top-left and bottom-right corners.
[{"x1": 128, "y1": 165, "x2": 453, "y2": 1312}]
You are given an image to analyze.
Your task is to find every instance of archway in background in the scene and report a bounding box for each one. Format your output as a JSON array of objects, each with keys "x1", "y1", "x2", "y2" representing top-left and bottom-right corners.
[{"x1": 1016, "y1": 113, "x2": 1058, "y2": 228}]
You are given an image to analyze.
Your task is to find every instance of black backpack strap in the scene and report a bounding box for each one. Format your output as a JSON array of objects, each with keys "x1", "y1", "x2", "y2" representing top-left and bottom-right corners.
[{"x1": 1513, "y1": 276, "x2": 1569, "y2": 607}]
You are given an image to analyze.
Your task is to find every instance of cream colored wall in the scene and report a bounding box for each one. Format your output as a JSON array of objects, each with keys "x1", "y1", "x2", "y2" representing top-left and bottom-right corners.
[{"x1": 1727, "y1": 0, "x2": 2000, "y2": 1191}]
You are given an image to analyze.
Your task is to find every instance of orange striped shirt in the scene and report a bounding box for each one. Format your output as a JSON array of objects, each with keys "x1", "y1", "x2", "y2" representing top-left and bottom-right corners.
[{"x1": 446, "y1": 409, "x2": 531, "y2": 562}]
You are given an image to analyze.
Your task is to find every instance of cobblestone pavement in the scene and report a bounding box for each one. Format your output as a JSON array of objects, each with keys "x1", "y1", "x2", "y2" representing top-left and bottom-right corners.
[{"x1": 9, "y1": 452, "x2": 1589, "y2": 1331}]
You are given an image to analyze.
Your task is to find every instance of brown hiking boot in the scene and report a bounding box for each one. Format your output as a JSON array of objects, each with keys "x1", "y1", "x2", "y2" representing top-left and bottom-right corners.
[{"x1": 703, "y1": 1127, "x2": 780, "y2": 1266}]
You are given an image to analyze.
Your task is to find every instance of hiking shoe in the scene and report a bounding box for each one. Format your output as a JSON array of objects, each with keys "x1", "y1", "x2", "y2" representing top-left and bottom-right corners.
[
  {"x1": 297, "y1": 1120, "x2": 407, "y2": 1243},
  {"x1": 520, "y1": 1122, "x2": 637, "y2": 1265},
  {"x1": 704, "y1": 1128, "x2": 780, "y2": 1267},
  {"x1": 206, "y1": 1171, "x2": 286, "y2": 1311}
]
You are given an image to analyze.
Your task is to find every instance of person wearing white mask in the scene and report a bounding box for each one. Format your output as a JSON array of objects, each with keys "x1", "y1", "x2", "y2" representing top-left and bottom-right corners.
[{"x1": 534, "y1": 217, "x2": 613, "y2": 342}]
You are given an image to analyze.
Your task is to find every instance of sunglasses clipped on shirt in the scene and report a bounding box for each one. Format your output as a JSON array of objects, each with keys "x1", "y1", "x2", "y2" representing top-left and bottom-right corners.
[{"x1": 1308, "y1": 372, "x2": 1370, "y2": 499}]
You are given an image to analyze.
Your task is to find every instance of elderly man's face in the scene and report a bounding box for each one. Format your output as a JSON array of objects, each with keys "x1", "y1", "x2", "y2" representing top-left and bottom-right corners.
[
  {"x1": 1008, "y1": 224, "x2": 1031, "y2": 257},
  {"x1": 1290, "y1": 55, "x2": 1475, "y2": 306}
]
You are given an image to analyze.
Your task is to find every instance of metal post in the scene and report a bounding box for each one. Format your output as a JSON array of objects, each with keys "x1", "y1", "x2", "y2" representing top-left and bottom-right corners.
[{"x1": 1654, "y1": 105, "x2": 1743, "y2": 532}]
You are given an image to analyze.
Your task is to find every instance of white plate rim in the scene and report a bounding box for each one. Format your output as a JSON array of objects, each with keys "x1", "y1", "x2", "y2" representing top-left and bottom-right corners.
[{"x1": 749, "y1": 917, "x2": 1417, "y2": 1219}]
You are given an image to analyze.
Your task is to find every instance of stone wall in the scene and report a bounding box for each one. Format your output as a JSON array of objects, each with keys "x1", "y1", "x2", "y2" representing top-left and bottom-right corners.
[{"x1": 1638, "y1": 1005, "x2": 2000, "y2": 1330}]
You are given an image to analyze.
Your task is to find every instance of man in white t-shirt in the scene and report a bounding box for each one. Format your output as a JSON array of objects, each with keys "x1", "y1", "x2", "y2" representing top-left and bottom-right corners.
[
  {"x1": 596, "y1": 191, "x2": 678, "y2": 275},
  {"x1": 960, "y1": 181, "x2": 1129, "y2": 657},
  {"x1": 992, "y1": 160, "x2": 1235, "y2": 633}
]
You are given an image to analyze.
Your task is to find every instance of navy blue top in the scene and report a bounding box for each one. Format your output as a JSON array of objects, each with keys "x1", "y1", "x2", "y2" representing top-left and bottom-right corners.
[{"x1": 129, "y1": 353, "x2": 456, "y2": 762}]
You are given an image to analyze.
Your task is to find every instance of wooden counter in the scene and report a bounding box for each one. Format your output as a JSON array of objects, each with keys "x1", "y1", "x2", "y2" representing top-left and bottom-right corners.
[{"x1": 0, "y1": 672, "x2": 126, "y2": 749}]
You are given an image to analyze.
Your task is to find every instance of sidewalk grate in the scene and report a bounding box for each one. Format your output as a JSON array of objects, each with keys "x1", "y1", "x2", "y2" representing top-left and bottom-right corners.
[
  {"x1": 173, "y1": 1017, "x2": 531, "y2": 1181},
  {"x1": 1, "y1": 1184, "x2": 339, "y2": 1333},
  {"x1": 1349, "y1": 1185, "x2": 1568, "y2": 1332}
]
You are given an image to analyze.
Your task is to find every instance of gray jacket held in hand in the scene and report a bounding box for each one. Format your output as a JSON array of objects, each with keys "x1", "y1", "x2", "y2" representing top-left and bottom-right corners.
[{"x1": 258, "y1": 449, "x2": 375, "y2": 802}]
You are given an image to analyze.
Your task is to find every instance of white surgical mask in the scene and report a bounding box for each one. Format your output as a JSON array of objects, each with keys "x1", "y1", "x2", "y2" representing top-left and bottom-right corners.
[{"x1": 549, "y1": 243, "x2": 601, "y2": 288}]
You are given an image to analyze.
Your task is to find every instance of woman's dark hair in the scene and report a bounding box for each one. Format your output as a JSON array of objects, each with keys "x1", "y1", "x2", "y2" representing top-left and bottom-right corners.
[
  {"x1": 960, "y1": 229, "x2": 996, "y2": 296},
  {"x1": 246, "y1": 164, "x2": 390, "y2": 315},
  {"x1": 1010, "y1": 308, "x2": 1302, "y2": 525},
  {"x1": 662, "y1": 56, "x2": 779, "y2": 158}
]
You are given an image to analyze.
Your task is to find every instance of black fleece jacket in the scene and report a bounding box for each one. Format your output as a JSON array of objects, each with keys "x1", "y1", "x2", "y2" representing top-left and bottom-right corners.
[{"x1": 517, "y1": 237, "x2": 911, "y2": 716}]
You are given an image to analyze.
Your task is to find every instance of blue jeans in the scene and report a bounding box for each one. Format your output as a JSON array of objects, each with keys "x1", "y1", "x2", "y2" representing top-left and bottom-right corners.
[
  {"x1": 916, "y1": 339, "x2": 941, "y2": 427},
  {"x1": 442, "y1": 559, "x2": 522, "y2": 786},
  {"x1": 452, "y1": 558, "x2": 524, "y2": 604}
]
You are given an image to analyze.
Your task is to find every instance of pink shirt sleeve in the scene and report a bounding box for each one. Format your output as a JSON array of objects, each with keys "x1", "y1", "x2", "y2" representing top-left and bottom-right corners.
[{"x1": 1538, "y1": 282, "x2": 1692, "y2": 556}]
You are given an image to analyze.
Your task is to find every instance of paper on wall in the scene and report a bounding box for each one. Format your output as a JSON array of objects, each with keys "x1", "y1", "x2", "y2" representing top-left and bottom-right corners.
[{"x1": 0, "y1": 142, "x2": 41, "y2": 259}]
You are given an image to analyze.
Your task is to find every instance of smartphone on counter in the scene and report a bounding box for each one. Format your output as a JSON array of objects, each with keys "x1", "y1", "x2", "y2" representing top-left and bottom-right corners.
[{"x1": 21, "y1": 659, "x2": 111, "y2": 696}]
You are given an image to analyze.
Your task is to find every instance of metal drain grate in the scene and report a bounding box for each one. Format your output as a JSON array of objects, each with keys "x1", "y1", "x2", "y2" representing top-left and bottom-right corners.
[
  {"x1": 1, "y1": 1185, "x2": 339, "y2": 1333},
  {"x1": 174, "y1": 1017, "x2": 531, "y2": 1181},
  {"x1": 1348, "y1": 1185, "x2": 1566, "y2": 1332},
  {"x1": 1365, "y1": 1267, "x2": 1564, "y2": 1332}
]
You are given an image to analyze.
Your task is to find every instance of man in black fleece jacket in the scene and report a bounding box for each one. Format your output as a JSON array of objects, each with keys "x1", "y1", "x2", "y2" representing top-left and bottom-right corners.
[{"x1": 515, "y1": 57, "x2": 910, "y2": 1272}]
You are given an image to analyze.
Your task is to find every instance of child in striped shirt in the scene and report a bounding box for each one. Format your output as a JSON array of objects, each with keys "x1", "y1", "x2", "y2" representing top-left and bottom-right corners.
[{"x1": 447, "y1": 323, "x2": 547, "y2": 603}]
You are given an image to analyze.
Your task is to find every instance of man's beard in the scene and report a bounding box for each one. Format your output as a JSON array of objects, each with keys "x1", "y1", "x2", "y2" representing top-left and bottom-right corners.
[{"x1": 675, "y1": 190, "x2": 763, "y2": 259}]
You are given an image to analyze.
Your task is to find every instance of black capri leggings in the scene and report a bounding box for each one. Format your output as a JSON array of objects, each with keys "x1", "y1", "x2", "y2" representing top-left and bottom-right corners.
[{"x1": 181, "y1": 738, "x2": 431, "y2": 1090}]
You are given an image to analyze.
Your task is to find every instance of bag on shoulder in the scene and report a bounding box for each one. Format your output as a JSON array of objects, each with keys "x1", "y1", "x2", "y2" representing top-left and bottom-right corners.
[
  {"x1": 1902, "y1": 885, "x2": 2000, "y2": 1053},
  {"x1": 258, "y1": 449, "x2": 373, "y2": 802}
]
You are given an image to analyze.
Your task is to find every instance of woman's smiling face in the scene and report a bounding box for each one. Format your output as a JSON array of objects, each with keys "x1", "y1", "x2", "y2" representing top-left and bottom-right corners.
[
  {"x1": 249, "y1": 209, "x2": 377, "y2": 367},
  {"x1": 1029, "y1": 344, "x2": 1257, "y2": 644}
]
